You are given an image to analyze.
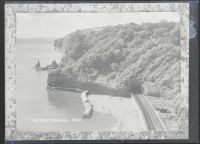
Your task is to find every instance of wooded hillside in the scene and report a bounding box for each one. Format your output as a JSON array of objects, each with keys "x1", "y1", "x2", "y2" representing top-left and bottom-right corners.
[{"x1": 49, "y1": 21, "x2": 187, "y2": 133}]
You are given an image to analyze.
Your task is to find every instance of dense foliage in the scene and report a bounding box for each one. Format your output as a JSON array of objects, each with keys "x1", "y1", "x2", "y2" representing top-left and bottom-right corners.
[
  {"x1": 49, "y1": 21, "x2": 187, "y2": 132},
  {"x1": 51, "y1": 21, "x2": 180, "y2": 91}
]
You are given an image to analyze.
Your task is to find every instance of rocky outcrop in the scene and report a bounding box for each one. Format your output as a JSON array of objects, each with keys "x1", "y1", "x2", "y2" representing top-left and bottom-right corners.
[
  {"x1": 48, "y1": 60, "x2": 59, "y2": 69},
  {"x1": 54, "y1": 39, "x2": 64, "y2": 50}
]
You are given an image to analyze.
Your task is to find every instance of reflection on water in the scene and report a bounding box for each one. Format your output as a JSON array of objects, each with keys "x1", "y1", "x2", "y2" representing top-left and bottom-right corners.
[{"x1": 16, "y1": 39, "x2": 116, "y2": 132}]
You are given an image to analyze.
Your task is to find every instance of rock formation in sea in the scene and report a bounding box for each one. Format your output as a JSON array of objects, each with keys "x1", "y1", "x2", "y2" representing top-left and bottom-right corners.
[{"x1": 49, "y1": 60, "x2": 59, "y2": 68}]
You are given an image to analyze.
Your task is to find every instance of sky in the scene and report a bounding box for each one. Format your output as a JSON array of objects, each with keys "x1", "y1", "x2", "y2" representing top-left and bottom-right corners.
[{"x1": 16, "y1": 12, "x2": 180, "y2": 39}]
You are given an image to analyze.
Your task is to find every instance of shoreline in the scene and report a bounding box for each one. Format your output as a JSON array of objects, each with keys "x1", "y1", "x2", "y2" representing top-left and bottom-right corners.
[
  {"x1": 88, "y1": 94, "x2": 148, "y2": 132},
  {"x1": 46, "y1": 85, "x2": 131, "y2": 98},
  {"x1": 47, "y1": 86, "x2": 148, "y2": 131},
  {"x1": 47, "y1": 86, "x2": 83, "y2": 93}
]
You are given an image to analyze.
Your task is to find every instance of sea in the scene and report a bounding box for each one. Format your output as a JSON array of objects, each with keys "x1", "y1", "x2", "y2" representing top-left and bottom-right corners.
[{"x1": 16, "y1": 39, "x2": 116, "y2": 132}]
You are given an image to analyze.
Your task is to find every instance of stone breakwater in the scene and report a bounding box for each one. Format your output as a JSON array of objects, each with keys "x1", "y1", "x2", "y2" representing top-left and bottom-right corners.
[
  {"x1": 47, "y1": 86, "x2": 94, "y2": 118},
  {"x1": 80, "y1": 91, "x2": 93, "y2": 118}
]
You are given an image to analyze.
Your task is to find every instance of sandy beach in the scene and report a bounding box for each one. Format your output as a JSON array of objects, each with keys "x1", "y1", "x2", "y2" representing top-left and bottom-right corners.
[{"x1": 88, "y1": 94, "x2": 148, "y2": 132}]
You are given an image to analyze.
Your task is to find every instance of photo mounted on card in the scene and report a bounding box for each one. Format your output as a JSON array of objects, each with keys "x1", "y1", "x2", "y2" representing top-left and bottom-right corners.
[{"x1": 5, "y1": 2, "x2": 191, "y2": 141}]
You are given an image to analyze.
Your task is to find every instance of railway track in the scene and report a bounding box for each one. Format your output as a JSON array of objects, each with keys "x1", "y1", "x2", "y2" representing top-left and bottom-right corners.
[{"x1": 132, "y1": 94, "x2": 167, "y2": 130}]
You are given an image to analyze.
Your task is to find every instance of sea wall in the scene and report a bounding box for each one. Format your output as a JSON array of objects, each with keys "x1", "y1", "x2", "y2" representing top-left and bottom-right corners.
[{"x1": 48, "y1": 77, "x2": 131, "y2": 97}]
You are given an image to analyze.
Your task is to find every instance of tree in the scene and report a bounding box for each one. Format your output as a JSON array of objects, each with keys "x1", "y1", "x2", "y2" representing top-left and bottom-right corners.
[
  {"x1": 111, "y1": 63, "x2": 120, "y2": 71},
  {"x1": 153, "y1": 27, "x2": 168, "y2": 38},
  {"x1": 125, "y1": 30, "x2": 135, "y2": 42}
]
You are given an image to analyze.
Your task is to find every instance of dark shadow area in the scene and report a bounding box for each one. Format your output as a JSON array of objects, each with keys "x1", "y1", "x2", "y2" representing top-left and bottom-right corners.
[
  {"x1": 48, "y1": 74, "x2": 131, "y2": 97},
  {"x1": 124, "y1": 79, "x2": 143, "y2": 94}
]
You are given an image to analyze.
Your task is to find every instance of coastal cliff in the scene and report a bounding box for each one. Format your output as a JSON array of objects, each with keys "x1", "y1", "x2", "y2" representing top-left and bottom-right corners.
[
  {"x1": 49, "y1": 21, "x2": 187, "y2": 133},
  {"x1": 54, "y1": 39, "x2": 64, "y2": 51}
]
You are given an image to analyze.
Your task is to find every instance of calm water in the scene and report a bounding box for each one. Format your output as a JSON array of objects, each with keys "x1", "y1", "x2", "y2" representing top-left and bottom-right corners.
[{"x1": 16, "y1": 39, "x2": 116, "y2": 132}]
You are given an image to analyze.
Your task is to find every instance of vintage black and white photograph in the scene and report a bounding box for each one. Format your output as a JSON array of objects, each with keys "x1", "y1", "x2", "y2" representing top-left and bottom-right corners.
[{"x1": 5, "y1": 3, "x2": 189, "y2": 140}]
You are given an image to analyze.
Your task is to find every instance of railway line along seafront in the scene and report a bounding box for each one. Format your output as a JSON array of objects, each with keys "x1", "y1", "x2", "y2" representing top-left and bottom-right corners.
[
  {"x1": 87, "y1": 92, "x2": 149, "y2": 131},
  {"x1": 132, "y1": 94, "x2": 167, "y2": 130},
  {"x1": 48, "y1": 84, "x2": 166, "y2": 131},
  {"x1": 80, "y1": 90, "x2": 167, "y2": 131}
]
